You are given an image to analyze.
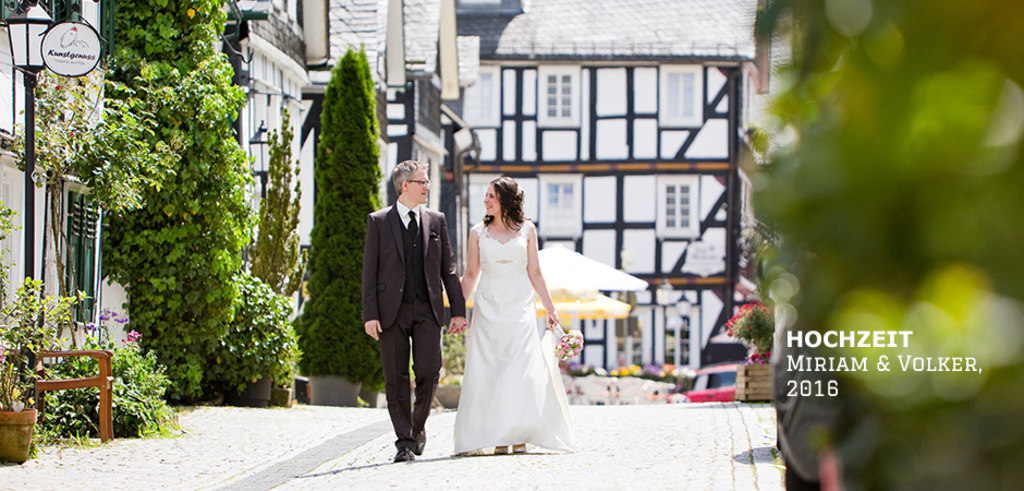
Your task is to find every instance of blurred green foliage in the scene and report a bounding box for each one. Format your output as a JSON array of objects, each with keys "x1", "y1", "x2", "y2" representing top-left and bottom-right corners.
[{"x1": 757, "y1": 0, "x2": 1024, "y2": 488}]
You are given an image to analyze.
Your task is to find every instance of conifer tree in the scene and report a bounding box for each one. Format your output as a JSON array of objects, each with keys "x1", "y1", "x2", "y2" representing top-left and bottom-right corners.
[
  {"x1": 250, "y1": 108, "x2": 305, "y2": 297},
  {"x1": 295, "y1": 48, "x2": 383, "y2": 390}
]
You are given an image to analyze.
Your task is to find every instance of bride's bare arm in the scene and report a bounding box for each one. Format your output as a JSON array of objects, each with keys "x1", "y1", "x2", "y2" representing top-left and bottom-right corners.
[
  {"x1": 525, "y1": 222, "x2": 559, "y2": 327},
  {"x1": 461, "y1": 228, "x2": 482, "y2": 302}
]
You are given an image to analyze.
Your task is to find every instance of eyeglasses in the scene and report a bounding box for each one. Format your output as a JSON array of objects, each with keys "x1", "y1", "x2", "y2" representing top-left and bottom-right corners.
[{"x1": 407, "y1": 179, "x2": 431, "y2": 186}]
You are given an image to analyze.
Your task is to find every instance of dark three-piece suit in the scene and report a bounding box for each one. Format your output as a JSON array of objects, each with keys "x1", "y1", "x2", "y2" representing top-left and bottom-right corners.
[{"x1": 362, "y1": 204, "x2": 466, "y2": 452}]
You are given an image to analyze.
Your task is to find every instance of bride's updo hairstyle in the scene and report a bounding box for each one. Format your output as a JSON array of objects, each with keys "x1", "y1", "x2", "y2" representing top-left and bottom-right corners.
[{"x1": 483, "y1": 176, "x2": 525, "y2": 230}]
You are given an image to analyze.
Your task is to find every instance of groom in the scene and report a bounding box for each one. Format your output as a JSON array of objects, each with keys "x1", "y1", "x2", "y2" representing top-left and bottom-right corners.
[{"x1": 362, "y1": 160, "x2": 467, "y2": 463}]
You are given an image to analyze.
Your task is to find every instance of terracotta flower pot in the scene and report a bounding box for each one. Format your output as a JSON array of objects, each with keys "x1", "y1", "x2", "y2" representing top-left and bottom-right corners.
[{"x1": 0, "y1": 409, "x2": 38, "y2": 464}]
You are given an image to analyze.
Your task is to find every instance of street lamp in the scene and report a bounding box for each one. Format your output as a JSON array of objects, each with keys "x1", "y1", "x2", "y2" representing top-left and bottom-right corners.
[
  {"x1": 655, "y1": 278, "x2": 674, "y2": 365},
  {"x1": 249, "y1": 120, "x2": 269, "y2": 199},
  {"x1": 6, "y1": 1, "x2": 52, "y2": 281}
]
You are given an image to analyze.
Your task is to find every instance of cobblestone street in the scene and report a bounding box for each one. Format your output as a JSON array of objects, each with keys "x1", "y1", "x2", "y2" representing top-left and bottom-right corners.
[{"x1": 1, "y1": 403, "x2": 782, "y2": 490}]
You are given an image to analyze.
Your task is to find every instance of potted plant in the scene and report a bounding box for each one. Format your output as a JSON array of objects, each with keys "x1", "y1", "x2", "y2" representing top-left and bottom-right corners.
[
  {"x1": 725, "y1": 301, "x2": 775, "y2": 401},
  {"x1": 435, "y1": 333, "x2": 466, "y2": 409},
  {"x1": 216, "y1": 273, "x2": 298, "y2": 407},
  {"x1": 0, "y1": 279, "x2": 78, "y2": 463}
]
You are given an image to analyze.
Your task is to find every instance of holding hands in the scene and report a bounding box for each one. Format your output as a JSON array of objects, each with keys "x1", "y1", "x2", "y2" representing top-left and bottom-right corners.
[{"x1": 448, "y1": 316, "x2": 468, "y2": 334}]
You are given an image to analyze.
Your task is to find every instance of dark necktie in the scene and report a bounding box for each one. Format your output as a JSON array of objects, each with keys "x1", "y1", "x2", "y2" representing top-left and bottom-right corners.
[{"x1": 407, "y1": 210, "x2": 418, "y2": 242}]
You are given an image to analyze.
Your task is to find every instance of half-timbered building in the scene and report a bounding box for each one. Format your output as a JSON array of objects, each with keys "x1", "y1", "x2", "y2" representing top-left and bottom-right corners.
[{"x1": 455, "y1": 0, "x2": 764, "y2": 369}]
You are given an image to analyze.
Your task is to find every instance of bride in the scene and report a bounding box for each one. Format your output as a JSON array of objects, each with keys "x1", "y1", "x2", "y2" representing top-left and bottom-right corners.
[{"x1": 453, "y1": 176, "x2": 575, "y2": 455}]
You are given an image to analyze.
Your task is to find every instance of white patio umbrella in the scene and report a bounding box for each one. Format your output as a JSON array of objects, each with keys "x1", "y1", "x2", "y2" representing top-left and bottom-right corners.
[{"x1": 538, "y1": 245, "x2": 649, "y2": 294}]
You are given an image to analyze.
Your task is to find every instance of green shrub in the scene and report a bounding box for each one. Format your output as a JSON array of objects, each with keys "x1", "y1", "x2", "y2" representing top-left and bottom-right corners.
[
  {"x1": 38, "y1": 325, "x2": 173, "y2": 439},
  {"x1": 215, "y1": 273, "x2": 299, "y2": 394},
  {"x1": 102, "y1": 0, "x2": 253, "y2": 401},
  {"x1": 295, "y1": 48, "x2": 383, "y2": 389}
]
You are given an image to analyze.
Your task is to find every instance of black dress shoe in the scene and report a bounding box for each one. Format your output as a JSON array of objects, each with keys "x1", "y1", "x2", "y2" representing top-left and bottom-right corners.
[
  {"x1": 413, "y1": 431, "x2": 426, "y2": 456},
  {"x1": 394, "y1": 447, "x2": 416, "y2": 463}
]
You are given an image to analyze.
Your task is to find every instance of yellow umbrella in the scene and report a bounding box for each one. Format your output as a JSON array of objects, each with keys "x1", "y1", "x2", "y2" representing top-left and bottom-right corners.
[{"x1": 540, "y1": 293, "x2": 632, "y2": 320}]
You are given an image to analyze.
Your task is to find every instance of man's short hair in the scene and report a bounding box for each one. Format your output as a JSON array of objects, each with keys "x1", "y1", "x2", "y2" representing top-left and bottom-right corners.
[{"x1": 392, "y1": 160, "x2": 428, "y2": 196}]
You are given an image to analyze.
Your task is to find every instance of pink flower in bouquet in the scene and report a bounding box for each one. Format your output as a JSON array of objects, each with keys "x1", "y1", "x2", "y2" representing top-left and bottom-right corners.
[{"x1": 554, "y1": 329, "x2": 584, "y2": 361}]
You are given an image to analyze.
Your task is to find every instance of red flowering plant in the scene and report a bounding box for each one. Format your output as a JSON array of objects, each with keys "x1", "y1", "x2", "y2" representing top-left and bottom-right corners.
[{"x1": 725, "y1": 302, "x2": 774, "y2": 364}]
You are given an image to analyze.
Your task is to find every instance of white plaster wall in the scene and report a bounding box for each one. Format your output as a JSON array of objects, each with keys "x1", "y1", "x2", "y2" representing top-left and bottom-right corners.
[
  {"x1": 1, "y1": 60, "x2": 11, "y2": 135},
  {"x1": 686, "y1": 119, "x2": 729, "y2": 159},
  {"x1": 503, "y1": 68, "x2": 516, "y2": 116},
  {"x1": 477, "y1": 128, "x2": 497, "y2": 161},
  {"x1": 503, "y1": 120, "x2": 516, "y2": 161},
  {"x1": 580, "y1": 68, "x2": 590, "y2": 161},
  {"x1": 541, "y1": 130, "x2": 578, "y2": 161},
  {"x1": 522, "y1": 69, "x2": 537, "y2": 116},
  {"x1": 717, "y1": 94, "x2": 729, "y2": 114},
  {"x1": 583, "y1": 342, "x2": 603, "y2": 369},
  {"x1": 386, "y1": 102, "x2": 405, "y2": 120},
  {"x1": 519, "y1": 178, "x2": 539, "y2": 223},
  {"x1": 298, "y1": 131, "x2": 316, "y2": 244},
  {"x1": 582, "y1": 229, "x2": 617, "y2": 268},
  {"x1": 596, "y1": 119, "x2": 628, "y2": 160},
  {"x1": 702, "y1": 227, "x2": 727, "y2": 254},
  {"x1": 700, "y1": 175, "x2": 726, "y2": 221},
  {"x1": 596, "y1": 68, "x2": 627, "y2": 116},
  {"x1": 633, "y1": 67, "x2": 658, "y2": 114},
  {"x1": 707, "y1": 67, "x2": 727, "y2": 104},
  {"x1": 386, "y1": 124, "x2": 407, "y2": 138},
  {"x1": 661, "y1": 240, "x2": 688, "y2": 274},
  {"x1": 622, "y1": 229, "x2": 656, "y2": 274},
  {"x1": 622, "y1": 175, "x2": 656, "y2": 222},
  {"x1": 701, "y1": 290, "x2": 724, "y2": 346},
  {"x1": 522, "y1": 121, "x2": 537, "y2": 161},
  {"x1": 583, "y1": 176, "x2": 616, "y2": 223},
  {"x1": 0, "y1": 159, "x2": 22, "y2": 289},
  {"x1": 660, "y1": 130, "x2": 689, "y2": 159},
  {"x1": 633, "y1": 119, "x2": 658, "y2": 159},
  {"x1": 467, "y1": 173, "x2": 499, "y2": 225}
]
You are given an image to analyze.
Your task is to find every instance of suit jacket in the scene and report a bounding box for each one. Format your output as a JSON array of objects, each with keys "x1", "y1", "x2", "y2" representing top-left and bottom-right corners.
[{"x1": 362, "y1": 205, "x2": 467, "y2": 330}]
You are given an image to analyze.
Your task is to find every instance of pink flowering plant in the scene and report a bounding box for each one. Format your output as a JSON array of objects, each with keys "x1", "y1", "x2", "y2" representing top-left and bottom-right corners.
[
  {"x1": 725, "y1": 302, "x2": 774, "y2": 364},
  {"x1": 38, "y1": 309, "x2": 174, "y2": 439}
]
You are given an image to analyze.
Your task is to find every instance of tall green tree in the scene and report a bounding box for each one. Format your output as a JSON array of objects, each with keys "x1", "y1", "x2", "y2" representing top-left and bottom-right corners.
[
  {"x1": 250, "y1": 108, "x2": 305, "y2": 297},
  {"x1": 295, "y1": 48, "x2": 383, "y2": 389},
  {"x1": 101, "y1": 1, "x2": 254, "y2": 401},
  {"x1": 758, "y1": 0, "x2": 1024, "y2": 487}
]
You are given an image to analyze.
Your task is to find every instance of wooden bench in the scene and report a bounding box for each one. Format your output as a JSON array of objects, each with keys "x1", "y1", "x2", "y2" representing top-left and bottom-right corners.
[{"x1": 35, "y1": 349, "x2": 115, "y2": 442}]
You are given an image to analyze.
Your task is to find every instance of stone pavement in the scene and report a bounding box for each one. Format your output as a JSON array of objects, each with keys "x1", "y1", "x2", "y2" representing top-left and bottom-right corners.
[{"x1": 0, "y1": 403, "x2": 783, "y2": 490}]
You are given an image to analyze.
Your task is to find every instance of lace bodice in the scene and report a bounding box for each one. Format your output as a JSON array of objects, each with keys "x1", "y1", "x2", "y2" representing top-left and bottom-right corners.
[{"x1": 473, "y1": 221, "x2": 533, "y2": 303}]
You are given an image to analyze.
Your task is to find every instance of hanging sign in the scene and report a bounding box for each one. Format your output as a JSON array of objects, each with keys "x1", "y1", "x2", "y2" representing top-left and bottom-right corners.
[{"x1": 41, "y1": 22, "x2": 101, "y2": 77}]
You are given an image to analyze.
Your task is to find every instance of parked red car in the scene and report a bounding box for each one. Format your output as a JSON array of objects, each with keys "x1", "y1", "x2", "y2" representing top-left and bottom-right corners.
[{"x1": 679, "y1": 363, "x2": 738, "y2": 403}]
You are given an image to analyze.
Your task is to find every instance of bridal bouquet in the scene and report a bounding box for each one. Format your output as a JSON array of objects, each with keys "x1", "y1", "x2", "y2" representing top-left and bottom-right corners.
[{"x1": 554, "y1": 327, "x2": 584, "y2": 361}]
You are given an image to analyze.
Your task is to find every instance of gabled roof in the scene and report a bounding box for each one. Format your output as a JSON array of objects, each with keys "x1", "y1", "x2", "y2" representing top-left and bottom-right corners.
[
  {"x1": 329, "y1": 0, "x2": 383, "y2": 79},
  {"x1": 327, "y1": 0, "x2": 444, "y2": 82},
  {"x1": 403, "y1": 0, "x2": 441, "y2": 76},
  {"x1": 457, "y1": 0, "x2": 758, "y2": 61}
]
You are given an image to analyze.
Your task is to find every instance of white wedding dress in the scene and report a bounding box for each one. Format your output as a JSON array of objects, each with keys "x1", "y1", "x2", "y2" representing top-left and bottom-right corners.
[{"x1": 453, "y1": 222, "x2": 575, "y2": 454}]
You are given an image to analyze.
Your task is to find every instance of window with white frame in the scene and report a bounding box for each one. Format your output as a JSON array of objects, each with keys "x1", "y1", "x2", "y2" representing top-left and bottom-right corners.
[
  {"x1": 659, "y1": 66, "x2": 703, "y2": 127},
  {"x1": 463, "y1": 66, "x2": 500, "y2": 127},
  {"x1": 657, "y1": 176, "x2": 699, "y2": 238},
  {"x1": 539, "y1": 175, "x2": 582, "y2": 236},
  {"x1": 537, "y1": 66, "x2": 580, "y2": 127}
]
